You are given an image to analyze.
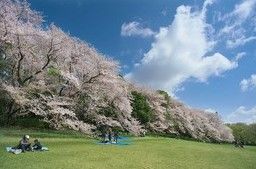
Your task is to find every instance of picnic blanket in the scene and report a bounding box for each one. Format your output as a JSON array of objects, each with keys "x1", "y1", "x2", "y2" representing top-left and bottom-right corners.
[
  {"x1": 6, "y1": 147, "x2": 49, "y2": 154},
  {"x1": 97, "y1": 136, "x2": 132, "y2": 146}
]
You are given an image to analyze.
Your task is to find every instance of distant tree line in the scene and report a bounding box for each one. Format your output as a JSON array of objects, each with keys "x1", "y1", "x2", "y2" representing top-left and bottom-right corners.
[{"x1": 227, "y1": 123, "x2": 256, "y2": 145}]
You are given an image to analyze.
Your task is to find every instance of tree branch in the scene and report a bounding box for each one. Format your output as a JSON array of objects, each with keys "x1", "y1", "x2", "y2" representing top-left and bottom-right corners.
[
  {"x1": 84, "y1": 72, "x2": 103, "y2": 84},
  {"x1": 7, "y1": 101, "x2": 20, "y2": 125},
  {"x1": 22, "y1": 39, "x2": 58, "y2": 85},
  {"x1": 0, "y1": 12, "x2": 8, "y2": 38},
  {"x1": 59, "y1": 80, "x2": 69, "y2": 96},
  {"x1": 16, "y1": 35, "x2": 24, "y2": 86},
  {"x1": 69, "y1": 72, "x2": 103, "y2": 98}
]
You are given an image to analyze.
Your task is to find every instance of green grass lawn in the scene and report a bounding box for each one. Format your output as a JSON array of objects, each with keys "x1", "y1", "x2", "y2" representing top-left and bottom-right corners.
[{"x1": 0, "y1": 128, "x2": 256, "y2": 169}]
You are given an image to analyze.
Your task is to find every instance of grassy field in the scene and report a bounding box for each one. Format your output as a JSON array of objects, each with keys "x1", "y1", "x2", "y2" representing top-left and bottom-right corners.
[{"x1": 0, "y1": 128, "x2": 256, "y2": 169}]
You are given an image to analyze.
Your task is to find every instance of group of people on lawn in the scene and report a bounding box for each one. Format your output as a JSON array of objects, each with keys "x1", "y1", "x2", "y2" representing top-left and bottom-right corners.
[
  {"x1": 101, "y1": 128, "x2": 119, "y2": 143},
  {"x1": 15, "y1": 127, "x2": 119, "y2": 153},
  {"x1": 234, "y1": 140, "x2": 245, "y2": 148},
  {"x1": 14, "y1": 130, "x2": 246, "y2": 154},
  {"x1": 14, "y1": 135, "x2": 42, "y2": 153}
]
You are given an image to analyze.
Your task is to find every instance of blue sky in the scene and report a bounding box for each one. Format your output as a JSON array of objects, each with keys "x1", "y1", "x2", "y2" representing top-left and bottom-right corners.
[{"x1": 28, "y1": 0, "x2": 256, "y2": 123}]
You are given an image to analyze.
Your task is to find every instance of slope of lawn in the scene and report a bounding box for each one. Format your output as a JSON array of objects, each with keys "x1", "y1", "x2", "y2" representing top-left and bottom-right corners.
[{"x1": 0, "y1": 128, "x2": 256, "y2": 169}]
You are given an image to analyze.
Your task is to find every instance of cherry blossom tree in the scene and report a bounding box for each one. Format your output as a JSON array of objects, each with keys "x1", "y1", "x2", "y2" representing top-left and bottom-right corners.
[{"x1": 0, "y1": 0, "x2": 234, "y2": 142}]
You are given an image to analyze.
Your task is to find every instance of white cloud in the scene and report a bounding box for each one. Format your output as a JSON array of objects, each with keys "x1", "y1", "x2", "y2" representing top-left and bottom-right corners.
[
  {"x1": 226, "y1": 106, "x2": 256, "y2": 124},
  {"x1": 205, "y1": 108, "x2": 217, "y2": 113},
  {"x1": 227, "y1": 36, "x2": 256, "y2": 48},
  {"x1": 235, "y1": 52, "x2": 246, "y2": 61},
  {"x1": 232, "y1": 0, "x2": 256, "y2": 19},
  {"x1": 121, "y1": 21, "x2": 155, "y2": 38},
  {"x1": 125, "y1": 4, "x2": 237, "y2": 94},
  {"x1": 161, "y1": 8, "x2": 168, "y2": 16},
  {"x1": 220, "y1": 0, "x2": 256, "y2": 23},
  {"x1": 253, "y1": 16, "x2": 256, "y2": 32},
  {"x1": 202, "y1": 0, "x2": 215, "y2": 16},
  {"x1": 219, "y1": 0, "x2": 256, "y2": 48},
  {"x1": 240, "y1": 74, "x2": 256, "y2": 91}
]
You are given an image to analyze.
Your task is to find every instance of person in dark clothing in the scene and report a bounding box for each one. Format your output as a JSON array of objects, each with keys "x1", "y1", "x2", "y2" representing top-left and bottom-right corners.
[
  {"x1": 108, "y1": 128, "x2": 112, "y2": 143},
  {"x1": 234, "y1": 140, "x2": 245, "y2": 148},
  {"x1": 234, "y1": 140, "x2": 239, "y2": 147},
  {"x1": 113, "y1": 131, "x2": 119, "y2": 143},
  {"x1": 32, "y1": 139, "x2": 42, "y2": 150},
  {"x1": 240, "y1": 141, "x2": 244, "y2": 148},
  {"x1": 16, "y1": 135, "x2": 32, "y2": 152},
  {"x1": 101, "y1": 131, "x2": 107, "y2": 143}
]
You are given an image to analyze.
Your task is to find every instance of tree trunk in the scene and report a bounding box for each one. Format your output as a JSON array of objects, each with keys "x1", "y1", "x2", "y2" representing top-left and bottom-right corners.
[{"x1": 6, "y1": 101, "x2": 20, "y2": 125}]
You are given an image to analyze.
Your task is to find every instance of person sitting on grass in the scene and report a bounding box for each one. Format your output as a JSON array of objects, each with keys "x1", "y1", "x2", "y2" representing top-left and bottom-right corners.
[
  {"x1": 16, "y1": 135, "x2": 32, "y2": 153},
  {"x1": 32, "y1": 139, "x2": 42, "y2": 150}
]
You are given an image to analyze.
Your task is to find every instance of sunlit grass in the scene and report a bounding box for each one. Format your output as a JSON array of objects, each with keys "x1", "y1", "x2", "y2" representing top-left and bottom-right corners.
[{"x1": 0, "y1": 128, "x2": 255, "y2": 169}]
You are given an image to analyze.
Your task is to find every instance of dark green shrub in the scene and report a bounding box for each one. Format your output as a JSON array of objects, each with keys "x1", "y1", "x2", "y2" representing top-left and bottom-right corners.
[
  {"x1": 0, "y1": 54, "x2": 12, "y2": 81},
  {"x1": 131, "y1": 91, "x2": 154, "y2": 124},
  {"x1": 227, "y1": 123, "x2": 256, "y2": 145},
  {"x1": 0, "y1": 101, "x2": 7, "y2": 126},
  {"x1": 14, "y1": 114, "x2": 50, "y2": 129},
  {"x1": 47, "y1": 67, "x2": 60, "y2": 77},
  {"x1": 0, "y1": 94, "x2": 49, "y2": 129},
  {"x1": 0, "y1": 91, "x2": 13, "y2": 126},
  {"x1": 75, "y1": 93, "x2": 91, "y2": 121},
  {"x1": 75, "y1": 94, "x2": 101, "y2": 125},
  {"x1": 98, "y1": 106, "x2": 118, "y2": 118},
  {"x1": 157, "y1": 90, "x2": 171, "y2": 108}
]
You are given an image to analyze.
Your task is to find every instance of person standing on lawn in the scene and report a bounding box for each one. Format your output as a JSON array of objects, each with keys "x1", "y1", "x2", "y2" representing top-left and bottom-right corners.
[
  {"x1": 108, "y1": 128, "x2": 112, "y2": 143},
  {"x1": 113, "y1": 130, "x2": 119, "y2": 143}
]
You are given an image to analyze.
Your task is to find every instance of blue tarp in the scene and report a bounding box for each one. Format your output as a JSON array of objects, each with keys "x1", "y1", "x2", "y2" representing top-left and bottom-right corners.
[{"x1": 97, "y1": 136, "x2": 132, "y2": 146}]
